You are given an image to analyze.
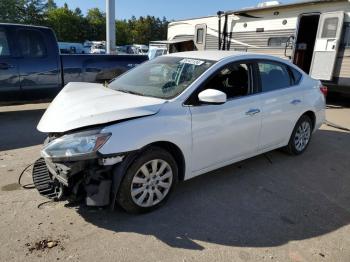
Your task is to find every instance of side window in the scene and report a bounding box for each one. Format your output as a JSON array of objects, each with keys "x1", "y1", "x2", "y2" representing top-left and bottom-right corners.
[
  {"x1": 196, "y1": 28, "x2": 204, "y2": 44},
  {"x1": 0, "y1": 29, "x2": 10, "y2": 56},
  {"x1": 321, "y1": 17, "x2": 338, "y2": 38},
  {"x1": 267, "y1": 37, "x2": 289, "y2": 47},
  {"x1": 289, "y1": 67, "x2": 302, "y2": 85},
  {"x1": 258, "y1": 61, "x2": 292, "y2": 92},
  {"x1": 18, "y1": 29, "x2": 47, "y2": 58},
  {"x1": 203, "y1": 63, "x2": 251, "y2": 99}
]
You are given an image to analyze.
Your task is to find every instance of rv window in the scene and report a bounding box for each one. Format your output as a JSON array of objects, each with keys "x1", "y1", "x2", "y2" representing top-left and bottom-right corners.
[
  {"x1": 321, "y1": 18, "x2": 338, "y2": 38},
  {"x1": 258, "y1": 61, "x2": 292, "y2": 92},
  {"x1": 267, "y1": 37, "x2": 289, "y2": 47},
  {"x1": 196, "y1": 28, "x2": 204, "y2": 44},
  {"x1": 0, "y1": 30, "x2": 10, "y2": 56}
]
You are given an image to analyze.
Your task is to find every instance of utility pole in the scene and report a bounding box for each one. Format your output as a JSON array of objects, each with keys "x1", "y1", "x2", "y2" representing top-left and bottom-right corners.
[{"x1": 106, "y1": 0, "x2": 116, "y2": 54}]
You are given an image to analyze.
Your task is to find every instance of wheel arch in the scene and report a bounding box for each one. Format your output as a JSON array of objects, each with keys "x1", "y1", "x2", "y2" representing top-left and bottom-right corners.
[
  {"x1": 110, "y1": 140, "x2": 186, "y2": 210},
  {"x1": 301, "y1": 110, "x2": 316, "y2": 131},
  {"x1": 143, "y1": 141, "x2": 186, "y2": 182}
]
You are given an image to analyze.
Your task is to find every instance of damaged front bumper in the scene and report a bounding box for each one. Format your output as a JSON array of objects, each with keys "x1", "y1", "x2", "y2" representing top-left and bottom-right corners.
[{"x1": 32, "y1": 154, "x2": 125, "y2": 207}]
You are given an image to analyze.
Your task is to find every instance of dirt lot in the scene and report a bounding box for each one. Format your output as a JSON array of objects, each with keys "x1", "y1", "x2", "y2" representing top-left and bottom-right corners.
[{"x1": 0, "y1": 97, "x2": 349, "y2": 262}]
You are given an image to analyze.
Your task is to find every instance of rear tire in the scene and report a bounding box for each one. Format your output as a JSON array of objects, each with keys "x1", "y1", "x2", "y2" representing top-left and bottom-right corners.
[
  {"x1": 117, "y1": 146, "x2": 178, "y2": 214},
  {"x1": 285, "y1": 115, "x2": 313, "y2": 155}
]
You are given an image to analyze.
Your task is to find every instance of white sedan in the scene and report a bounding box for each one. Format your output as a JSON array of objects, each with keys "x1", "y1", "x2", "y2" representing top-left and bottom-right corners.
[{"x1": 34, "y1": 51, "x2": 326, "y2": 213}]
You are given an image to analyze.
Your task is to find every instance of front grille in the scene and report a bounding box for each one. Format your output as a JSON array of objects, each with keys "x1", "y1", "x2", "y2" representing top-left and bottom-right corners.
[{"x1": 32, "y1": 158, "x2": 61, "y2": 200}]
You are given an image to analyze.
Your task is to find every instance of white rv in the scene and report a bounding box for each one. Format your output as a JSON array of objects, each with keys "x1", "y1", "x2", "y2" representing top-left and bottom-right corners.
[{"x1": 167, "y1": 0, "x2": 350, "y2": 93}]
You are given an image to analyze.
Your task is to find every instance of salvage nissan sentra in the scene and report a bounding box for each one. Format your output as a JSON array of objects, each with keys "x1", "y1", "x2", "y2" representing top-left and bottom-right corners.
[{"x1": 34, "y1": 51, "x2": 326, "y2": 213}]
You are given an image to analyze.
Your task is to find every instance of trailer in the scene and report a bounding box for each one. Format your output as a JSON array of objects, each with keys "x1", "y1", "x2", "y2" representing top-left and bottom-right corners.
[{"x1": 167, "y1": 0, "x2": 350, "y2": 94}]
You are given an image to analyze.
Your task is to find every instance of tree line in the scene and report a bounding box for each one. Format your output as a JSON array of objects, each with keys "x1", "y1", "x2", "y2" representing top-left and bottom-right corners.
[{"x1": 0, "y1": 0, "x2": 169, "y2": 45}]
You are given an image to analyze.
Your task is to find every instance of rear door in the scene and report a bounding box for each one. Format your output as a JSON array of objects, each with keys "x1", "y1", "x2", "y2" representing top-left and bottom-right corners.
[
  {"x1": 0, "y1": 26, "x2": 20, "y2": 101},
  {"x1": 257, "y1": 60, "x2": 304, "y2": 150},
  {"x1": 310, "y1": 11, "x2": 344, "y2": 80},
  {"x1": 16, "y1": 28, "x2": 61, "y2": 100}
]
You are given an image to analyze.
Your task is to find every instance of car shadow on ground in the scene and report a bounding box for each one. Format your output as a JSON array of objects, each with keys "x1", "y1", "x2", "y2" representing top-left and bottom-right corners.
[
  {"x1": 0, "y1": 109, "x2": 46, "y2": 151},
  {"x1": 77, "y1": 129, "x2": 350, "y2": 250}
]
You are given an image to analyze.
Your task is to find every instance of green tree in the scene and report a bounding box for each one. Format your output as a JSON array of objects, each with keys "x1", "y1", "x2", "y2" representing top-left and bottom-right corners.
[
  {"x1": 86, "y1": 8, "x2": 106, "y2": 41},
  {"x1": 115, "y1": 20, "x2": 132, "y2": 45},
  {"x1": 0, "y1": 0, "x2": 25, "y2": 23},
  {"x1": 44, "y1": 0, "x2": 57, "y2": 12},
  {"x1": 46, "y1": 3, "x2": 87, "y2": 42},
  {"x1": 74, "y1": 7, "x2": 82, "y2": 16},
  {"x1": 23, "y1": 0, "x2": 46, "y2": 25},
  {"x1": 0, "y1": 1, "x2": 169, "y2": 44}
]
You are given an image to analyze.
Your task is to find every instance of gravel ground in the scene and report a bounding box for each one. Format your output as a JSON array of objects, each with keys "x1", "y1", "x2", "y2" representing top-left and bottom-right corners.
[{"x1": 0, "y1": 97, "x2": 349, "y2": 262}]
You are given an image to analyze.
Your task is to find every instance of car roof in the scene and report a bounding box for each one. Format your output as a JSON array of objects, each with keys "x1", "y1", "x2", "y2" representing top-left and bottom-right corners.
[
  {"x1": 166, "y1": 51, "x2": 248, "y2": 61},
  {"x1": 165, "y1": 50, "x2": 302, "y2": 69},
  {"x1": 0, "y1": 23, "x2": 50, "y2": 30},
  {"x1": 166, "y1": 50, "x2": 290, "y2": 62}
]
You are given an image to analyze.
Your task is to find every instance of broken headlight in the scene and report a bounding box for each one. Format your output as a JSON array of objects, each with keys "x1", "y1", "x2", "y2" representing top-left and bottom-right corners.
[{"x1": 41, "y1": 130, "x2": 111, "y2": 161}]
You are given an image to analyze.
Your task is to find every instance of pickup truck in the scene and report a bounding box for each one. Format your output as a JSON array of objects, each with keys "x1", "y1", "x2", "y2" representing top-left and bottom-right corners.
[{"x1": 0, "y1": 23, "x2": 148, "y2": 102}]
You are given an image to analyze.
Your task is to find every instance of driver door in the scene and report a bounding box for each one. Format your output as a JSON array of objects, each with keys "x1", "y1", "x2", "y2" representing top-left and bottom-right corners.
[{"x1": 188, "y1": 62, "x2": 262, "y2": 173}]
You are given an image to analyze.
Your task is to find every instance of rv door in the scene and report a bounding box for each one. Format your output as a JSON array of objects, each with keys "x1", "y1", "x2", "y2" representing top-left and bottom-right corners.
[{"x1": 310, "y1": 11, "x2": 344, "y2": 80}]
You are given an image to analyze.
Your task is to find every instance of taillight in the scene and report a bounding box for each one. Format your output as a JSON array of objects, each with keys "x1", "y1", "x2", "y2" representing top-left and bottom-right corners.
[{"x1": 320, "y1": 85, "x2": 328, "y2": 97}]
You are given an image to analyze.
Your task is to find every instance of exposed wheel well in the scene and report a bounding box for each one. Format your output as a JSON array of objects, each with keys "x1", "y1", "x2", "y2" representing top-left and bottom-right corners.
[
  {"x1": 302, "y1": 111, "x2": 316, "y2": 130},
  {"x1": 143, "y1": 141, "x2": 186, "y2": 181}
]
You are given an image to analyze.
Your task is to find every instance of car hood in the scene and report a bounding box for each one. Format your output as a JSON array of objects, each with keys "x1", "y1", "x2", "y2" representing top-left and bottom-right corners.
[{"x1": 37, "y1": 82, "x2": 166, "y2": 133}]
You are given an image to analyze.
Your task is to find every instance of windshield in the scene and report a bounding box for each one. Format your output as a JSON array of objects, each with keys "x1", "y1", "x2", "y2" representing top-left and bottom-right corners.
[{"x1": 109, "y1": 56, "x2": 214, "y2": 99}]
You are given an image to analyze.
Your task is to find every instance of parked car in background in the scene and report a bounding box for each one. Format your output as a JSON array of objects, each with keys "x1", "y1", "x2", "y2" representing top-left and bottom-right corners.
[
  {"x1": 91, "y1": 43, "x2": 106, "y2": 54},
  {"x1": 33, "y1": 51, "x2": 326, "y2": 214},
  {"x1": 116, "y1": 46, "x2": 128, "y2": 54},
  {"x1": 58, "y1": 42, "x2": 87, "y2": 54},
  {"x1": 83, "y1": 40, "x2": 93, "y2": 53},
  {"x1": 148, "y1": 46, "x2": 167, "y2": 60},
  {"x1": 133, "y1": 44, "x2": 149, "y2": 55},
  {"x1": 0, "y1": 24, "x2": 148, "y2": 102}
]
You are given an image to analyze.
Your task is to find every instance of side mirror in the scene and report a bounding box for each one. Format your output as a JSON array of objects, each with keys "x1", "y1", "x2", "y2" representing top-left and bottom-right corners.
[{"x1": 198, "y1": 89, "x2": 227, "y2": 105}]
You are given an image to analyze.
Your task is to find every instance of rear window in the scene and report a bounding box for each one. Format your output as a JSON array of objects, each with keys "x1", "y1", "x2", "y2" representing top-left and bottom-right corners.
[
  {"x1": 18, "y1": 29, "x2": 47, "y2": 58},
  {"x1": 289, "y1": 67, "x2": 302, "y2": 85},
  {"x1": 258, "y1": 61, "x2": 292, "y2": 92},
  {"x1": 0, "y1": 29, "x2": 10, "y2": 56}
]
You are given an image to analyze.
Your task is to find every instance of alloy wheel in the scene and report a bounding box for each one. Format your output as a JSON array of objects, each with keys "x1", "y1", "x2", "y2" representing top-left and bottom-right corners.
[
  {"x1": 294, "y1": 121, "x2": 311, "y2": 152},
  {"x1": 130, "y1": 159, "x2": 173, "y2": 207}
]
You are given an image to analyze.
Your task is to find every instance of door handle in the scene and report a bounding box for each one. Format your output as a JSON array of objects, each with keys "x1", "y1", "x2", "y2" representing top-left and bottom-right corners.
[
  {"x1": 290, "y1": 99, "x2": 301, "y2": 105},
  {"x1": 245, "y1": 109, "x2": 261, "y2": 116},
  {"x1": 0, "y1": 63, "x2": 14, "y2": 70}
]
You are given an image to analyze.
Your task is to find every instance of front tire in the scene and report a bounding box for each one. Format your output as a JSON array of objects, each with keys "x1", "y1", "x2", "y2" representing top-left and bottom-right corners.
[
  {"x1": 117, "y1": 146, "x2": 178, "y2": 214},
  {"x1": 285, "y1": 115, "x2": 313, "y2": 155}
]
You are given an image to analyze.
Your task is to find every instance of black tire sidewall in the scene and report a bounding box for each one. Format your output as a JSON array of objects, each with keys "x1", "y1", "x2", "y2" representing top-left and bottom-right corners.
[
  {"x1": 117, "y1": 146, "x2": 178, "y2": 214},
  {"x1": 288, "y1": 115, "x2": 313, "y2": 155}
]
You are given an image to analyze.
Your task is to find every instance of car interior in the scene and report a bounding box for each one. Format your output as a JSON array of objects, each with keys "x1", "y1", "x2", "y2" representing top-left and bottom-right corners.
[
  {"x1": 258, "y1": 62, "x2": 291, "y2": 91},
  {"x1": 0, "y1": 31, "x2": 10, "y2": 56},
  {"x1": 204, "y1": 63, "x2": 250, "y2": 99}
]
